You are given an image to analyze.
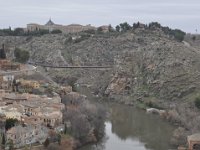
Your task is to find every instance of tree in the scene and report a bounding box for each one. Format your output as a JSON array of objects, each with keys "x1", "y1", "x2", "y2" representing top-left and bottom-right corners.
[
  {"x1": 5, "y1": 118, "x2": 18, "y2": 130},
  {"x1": 149, "y1": 22, "x2": 161, "y2": 29},
  {"x1": 64, "y1": 123, "x2": 67, "y2": 134},
  {"x1": 195, "y1": 97, "x2": 200, "y2": 109},
  {"x1": 0, "y1": 44, "x2": 6, "y2": 59},
  {"x1": 43, "y1": 138, "x2": 50, "y2": 147},
  {"x1": 7, "y1": 139, "x2": 14, "y2": 150},
  {"x1": 13, "y1": 28, "x2": 24, "y2": 36},
  {"x1": 97, "y1": 27, "x2": 103, "y2": 34},
  {"x1": 108, "y1": 24, "x2": 114, "y2": 32},
  {"x1": 119, "y1": 22, "x2": 131, "y2": 32},
  {"x1": 192, "y1": 36, "x2": 196, "y2": 41},
  {"x1": 116, "y1": 25, "x2": 120, "y2": 32},
  {"x1": 1, "y1": 133, "x2": 5, "y2": 148},
  {"x1": 51, "y1": 29, "x2": 62, "y2": 34},
  {"x1": 170, "y1": 29, "x2": 186, "y2": 42},
  {"x1": 58, "y1": 134, "x2": 61, "y2": 145},
  {"x1": 14, "y1": 48, "x2": 30, "y2": 63}
]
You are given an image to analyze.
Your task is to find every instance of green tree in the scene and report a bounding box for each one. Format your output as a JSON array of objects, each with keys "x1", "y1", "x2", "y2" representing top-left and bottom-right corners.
[
  {"x1": 119, "y1": 22, "x2": 131, "y2": 32},
  {"x1": 1, "y1": 133, "x2": 5, "y2": 148},
  {"x1": 58, "y1": 134, "x2": 61, "y2": 145},
  {"x1": 13, "y1": 28, "x2": 24, "y2": 36},
  {"x1": 51, "y1": 29, "x2": 62, "y2": 34},
  {"x1": 5, "y1": 118, "x2": 18, "y2": 130},
  {"x1": 195, "y1": 97, "x2": 200, "y2": 109},
  {"x1": 149, "y1": 22, "x2": 161, "y2": 29},
  {"x1": 170, "y1": 29, "x2": 186, "y2": 42},
  {"x1": 108, "y1": 24, "x2": 114, "y2": 32},
  {"x1": 14, "y1": 48, "x2": 30, "y2": 63},
  {"x1": 192, "y1": 36, "x2": 196, "y2": 41},
  {"x1": 7, "y1": 139, "x2": 14, "y2": 150},
  {"x1": 116, "y1": 25, "x2": 120, "y2": 32},
  {"x1": 43, "y1": 138, "x2": 50, "y2": 147},
  {"x1": 97, "y1": 27, "x2": 103, "y2": 34},
  {"x1": 0, "y1": 44, "x2": 6, "y2": 59}
]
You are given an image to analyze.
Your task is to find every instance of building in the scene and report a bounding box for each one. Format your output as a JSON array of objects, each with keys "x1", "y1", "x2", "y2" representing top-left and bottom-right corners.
[
  {"x1": 6, "y1": 124, "x2": 49, "y2": 148},
  {"x1": 19, "y1": 79, "x2": 40, "y2": 89},
  {"x1": 26, "y1": 19, "x2": 97, "y2": 34},
  {"x1": 0, "y1": 104, "x2": 24, "y2": 120}
]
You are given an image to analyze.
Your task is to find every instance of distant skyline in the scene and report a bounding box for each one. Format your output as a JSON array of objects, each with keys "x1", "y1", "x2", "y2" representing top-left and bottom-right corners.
[{"x1": 0, "y1": 0, "x2": 199, "y2": 33}]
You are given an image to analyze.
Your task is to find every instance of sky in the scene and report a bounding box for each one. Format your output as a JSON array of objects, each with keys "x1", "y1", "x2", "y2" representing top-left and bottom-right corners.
[{"x1": 0, "y1": 0, "x2": 199, "y2": 33}]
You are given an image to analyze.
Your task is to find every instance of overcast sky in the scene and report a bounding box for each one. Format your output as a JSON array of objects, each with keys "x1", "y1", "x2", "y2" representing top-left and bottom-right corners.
[{"x1": 0, "y1": 0, "x2": 199, "y2": 33}]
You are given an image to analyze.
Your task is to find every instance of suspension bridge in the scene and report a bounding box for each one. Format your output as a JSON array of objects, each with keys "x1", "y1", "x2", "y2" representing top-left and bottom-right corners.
[{"x1": 28, "y1": 61, "x2": 113, "y2": 69}]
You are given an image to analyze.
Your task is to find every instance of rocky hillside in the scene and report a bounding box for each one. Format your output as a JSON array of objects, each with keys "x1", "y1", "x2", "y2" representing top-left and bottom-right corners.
[
  {"x1": 1, "y1": 28, "x2": 200, "y2": 145},
  {"x1": 1, "y1": 29, "x2": 200, "y2": 104}
]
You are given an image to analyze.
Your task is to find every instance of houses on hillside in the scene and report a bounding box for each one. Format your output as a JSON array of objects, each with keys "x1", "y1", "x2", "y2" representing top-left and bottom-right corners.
[{"x1": 0, "y1": 89, "x2": 65, "y2": 148}]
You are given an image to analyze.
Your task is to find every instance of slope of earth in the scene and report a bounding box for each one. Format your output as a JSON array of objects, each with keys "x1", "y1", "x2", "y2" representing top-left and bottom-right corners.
[{"x1": 1, "y1": 28, "x2": 200, "y2": 145}]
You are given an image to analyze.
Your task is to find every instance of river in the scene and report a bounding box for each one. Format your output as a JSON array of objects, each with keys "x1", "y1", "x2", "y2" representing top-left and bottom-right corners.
[{"x1": 78, "y1": 88, "x2": 176, "y2": 150}]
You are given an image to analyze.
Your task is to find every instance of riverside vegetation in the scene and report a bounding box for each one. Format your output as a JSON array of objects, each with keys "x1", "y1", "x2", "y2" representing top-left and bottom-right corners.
[{"x1": 0, "y1": 21, "x2": 199, "y2": 147}]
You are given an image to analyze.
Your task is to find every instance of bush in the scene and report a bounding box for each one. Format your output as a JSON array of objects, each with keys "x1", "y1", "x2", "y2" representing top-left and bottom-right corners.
[
  {"x1": 195, "y1": 97, "x2": 200, "y2": 109},
  {"x1": 5, "y1": 118, "x2": 18, "y2": 130},
  {"x1": 51, "y1": 29, "x2": 62, "y2": 34},
  {"x1": 14, "y1": 48, "x2": 30, "y2": 63},
  {"x1": 170, "y1": 29, "x2": 186, "y2": 42}
]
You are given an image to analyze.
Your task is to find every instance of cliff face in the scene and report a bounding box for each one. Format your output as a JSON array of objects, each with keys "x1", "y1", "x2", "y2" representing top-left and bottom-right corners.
[{"x1": 1, "y1": 29, "x2": 200, "y2": 104}]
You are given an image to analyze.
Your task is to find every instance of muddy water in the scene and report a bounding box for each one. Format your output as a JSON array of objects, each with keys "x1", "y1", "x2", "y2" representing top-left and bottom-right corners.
[{"x1": 78, "y1": 88, "x2": 176, "y2": 150}]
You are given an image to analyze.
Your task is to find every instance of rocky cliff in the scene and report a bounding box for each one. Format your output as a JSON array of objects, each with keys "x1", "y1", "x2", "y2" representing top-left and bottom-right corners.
[
  {"x1": 1, "y1": 29, "x2": 200, "y2": 136},
  {"x1": 1, "y1": 29, "x2": 200, "y2": 103}
]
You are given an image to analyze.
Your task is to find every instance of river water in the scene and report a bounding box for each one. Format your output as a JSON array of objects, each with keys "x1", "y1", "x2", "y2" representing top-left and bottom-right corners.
[{"x1": 78, "y1": 89, "x2": 176, "y2": 150}]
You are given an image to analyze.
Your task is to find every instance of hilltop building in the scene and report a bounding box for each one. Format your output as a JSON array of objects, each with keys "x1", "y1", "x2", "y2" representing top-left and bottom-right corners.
[{"x1": 26, "y1": 19, "x2": 97, "y2": 33}]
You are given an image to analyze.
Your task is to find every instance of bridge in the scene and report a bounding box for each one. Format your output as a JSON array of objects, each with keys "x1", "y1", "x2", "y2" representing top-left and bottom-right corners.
[{"x1": 28, "y1": 62, "x2": 113, "y2": 69}]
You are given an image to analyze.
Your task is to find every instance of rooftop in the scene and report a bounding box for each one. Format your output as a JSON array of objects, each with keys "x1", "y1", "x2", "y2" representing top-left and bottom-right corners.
[{"x1": 45, "y1": 19, "x2": 55, "y2": 26}]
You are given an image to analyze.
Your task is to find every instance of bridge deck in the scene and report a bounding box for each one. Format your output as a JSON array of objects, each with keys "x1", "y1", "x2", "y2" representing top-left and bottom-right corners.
[{"x1": 28, "y1": 62, "x2": 112, "y2": 69}]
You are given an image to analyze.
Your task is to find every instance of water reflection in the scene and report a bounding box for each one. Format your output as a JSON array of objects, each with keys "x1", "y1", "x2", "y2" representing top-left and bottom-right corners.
[
  {"x1": 80, "y1": 103, "x2": 175, "y2": 150},
  {"x1": 109, "y1": 104, "x2": 175, "y2": 150}
]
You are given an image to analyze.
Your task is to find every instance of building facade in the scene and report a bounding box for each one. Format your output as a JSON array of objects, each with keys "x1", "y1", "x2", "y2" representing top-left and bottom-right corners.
[{"x1": 26, "y1": 19, "x2": 97, "y2": 34}]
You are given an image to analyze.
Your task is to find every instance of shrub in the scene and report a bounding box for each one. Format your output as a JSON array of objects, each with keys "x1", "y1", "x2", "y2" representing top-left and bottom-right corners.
[
  {"x1": 195, "y1": 97, "x2": 200, "y2": 109},
  {"x1": 5, "y1": 118, "x2": 18, "y2": 130},
  {"x1": 14, "y1": 48, "x2": 30, "y2": 63},
  {"x1": 51, "y1": 29, "x2": 62, "y2": 34}
]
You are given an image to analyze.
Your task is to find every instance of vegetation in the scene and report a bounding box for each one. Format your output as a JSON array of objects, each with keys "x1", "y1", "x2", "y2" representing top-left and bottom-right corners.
[
  {"x1": 97, "y1": 27, "x2": 103, "y2": 34},
  {"x1": 14, "y1": 48, "x2": 30, "y2": 63},
  {"x1": 114, "y1": 21, "x2": 186, "y2": 42},
  {"x1": 63, "y1": 99, "x2": 106, "y2": 144},
  {"x1": 170, "y1": 29, "x2": 186, "y2": 42},
  {"x1": 115, "y1": 25, "x2": 120, "y2": 32},
  {"x1": 5, "y1": 118, "x2": 18, "y2": 130},
  {"x1": 51, "y1": 29, "x2": 62, "y2": 34},
  {"x1": 195, "y1": 97, "x2": 200, "y2": 109},
  {"x1": 43, "y1": 138, "x2": 50, "y2": 147},
  {"x1": 1, "y1": 133, "x2": 5, "y2": 149},
  {"x1": 108, "y1": 24, "x2": 114, "y2": 32},
  {"x1": 83, "y1": 29, "x2": 96, "y2": 34},
  {"x1": 0, "y1": 27, "x2": 62, "y2": 36},
  {"x1": 0, "y1": 44, "x2": 6, "y2": 59},
  {"x1": 7, "y1": 139, "x2": 14, "y2": 150},
  {"x1": 192, "y1": 36, "x2": 196, "y2": 41},
  {"x1": 119, "y1": 22, "x2": 132, "y2": 32}
]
